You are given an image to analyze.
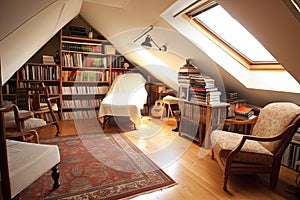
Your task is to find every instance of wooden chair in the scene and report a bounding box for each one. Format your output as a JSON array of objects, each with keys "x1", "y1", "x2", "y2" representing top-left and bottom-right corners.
[
  {"x1": 210, "y1": 102, "x2": 300, "y2": 190},
  {"x1": 3, "y1": 104, "x2": 48, "y2": 142},
  {"x1": 15, "y1": 84, "x2": 60, "y2": 135}
]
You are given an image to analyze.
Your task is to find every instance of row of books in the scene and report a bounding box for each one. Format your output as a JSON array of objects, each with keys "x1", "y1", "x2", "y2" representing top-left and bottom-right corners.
[
  {"x1": 111, "y1": 70, "x2": 126, "y2": 81},
  {"x1": 62, "y1": 110, "x2": 98, "y2": 119},
  {"x1": 62, "y1": 52, "x2": 109, "y2": 68},
  {"x1": 226, "y1": 92, "x2": 239, "y2": 102},
  {"x1": 189, "y1": 74, "x2": 216, "y2": 89},
  {"x1": 47, "y1": 85, "x2": 60, "y2": 94},
  {"x1": 282, "y1": 142, "x2": 300, "y2": 171},
  {"x1": 62, "y1": 86, "x2": 109, "y2": 95},
  {"x1": 61, "y1": 70, "x2": 110, "y2": 82},
  {"x1": 111, "y1": 56, "x2": 128, "y2": 68},
  {"x1": 2, "y1": 84, "x2": 15, "y2": 94},
  {"x1": 62, "y1": 42, "x2": 102, "y2": 53},
  {"x1": 3, "y1": 83, "x2": 59, "y2": 95},
  {"x1": 18, "y1": 65, "x2": 59, "y2": 81},
  {"x1": 181, "y1": 102, "x2": 207, "y2": 123},
  {"x1": 62, "y1": 99, "x2": 101, "y2": 108}
]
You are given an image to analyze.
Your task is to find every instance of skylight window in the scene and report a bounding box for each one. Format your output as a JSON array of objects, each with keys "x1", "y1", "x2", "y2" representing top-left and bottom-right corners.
[{"x1": 188, "y1": 2, "x2": 278, "y2": 64}]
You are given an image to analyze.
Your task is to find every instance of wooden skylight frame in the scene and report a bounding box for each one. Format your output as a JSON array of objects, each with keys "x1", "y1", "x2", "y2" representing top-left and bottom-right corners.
[{"x1": 182, "y1": 0, "x2": 285, "y2": 71}]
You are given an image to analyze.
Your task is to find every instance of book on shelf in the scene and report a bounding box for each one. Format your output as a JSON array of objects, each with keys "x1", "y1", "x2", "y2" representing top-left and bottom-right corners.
[
  {"x1": 187, "y1": 74, "x2": 217, "y2": 90},
  {"x1": 20, "y1": 64, "x2": 57, "y2": 80},
  {"x1": 42, "y1": 55, "x2": 55, "y2": 64},
  {"x1": 282, "y1": 143, "x2": 300, "y2": 171},
  {"x1": 189, "y1": 92, "x2": 221, "y2": 104},
  {"x1": 62, "y1": 52, "x2": 108, "y2": 68},
  {"x1": 235, "y1": 112, "x2": 255, "y2": 120},
  {"x1": 190, "y1": 87, "x2": 218, "y2": 92},
  {"x1": 293, "y1": 132, "x2": 300, "y2": 142},
  {"x1": 104, "y1": 45, "x2": 116, "y2": 54}
]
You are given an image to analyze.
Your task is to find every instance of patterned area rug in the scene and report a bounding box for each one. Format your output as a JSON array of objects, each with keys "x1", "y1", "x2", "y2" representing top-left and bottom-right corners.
[{"x1": 20, "y1": 133, "x2": 176, "y2": 199}]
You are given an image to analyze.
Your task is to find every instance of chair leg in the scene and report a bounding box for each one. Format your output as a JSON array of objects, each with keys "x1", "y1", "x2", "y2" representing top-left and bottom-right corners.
[
  {"x1": 223, "y1": 175, "x2": 228, "y2": 190},
  {"x1": 270, "y1": 162, "x2": 281, "y2": 188},
  {"x1": 51, "y1": 164, "x2": 60, "y2": 189},
  {"x1": 54, "y1": 122, "x2": 60, "y2": 136},
  {"x1": 223, "y1": 166, "x2": 230, "y2": 190}
]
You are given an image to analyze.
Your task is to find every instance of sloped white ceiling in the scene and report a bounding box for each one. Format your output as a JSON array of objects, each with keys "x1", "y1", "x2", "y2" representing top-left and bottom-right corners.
[
  {"x1": 0, "y1": 0, "x2": 82, "y2": 83},
  {"x1": 83, "y1": 0, "x2": 130, "y2": 8},
  {"x1": 0, "y1": 0, "x2": 56, "y2": 41}
]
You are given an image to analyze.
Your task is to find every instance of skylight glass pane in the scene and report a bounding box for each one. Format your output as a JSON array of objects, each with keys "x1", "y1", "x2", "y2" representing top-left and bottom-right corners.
[{"x1": 194, "y1": 5, "x2": 277, "y2": 62}]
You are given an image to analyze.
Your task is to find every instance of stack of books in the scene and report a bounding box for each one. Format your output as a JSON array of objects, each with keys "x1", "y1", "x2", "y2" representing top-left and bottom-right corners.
[
  {"x1": 178, "y1": 60, "x2": 199, "y2": 85},
  {"x1": 42, "y1": 55, "x2": 55, "y2": 64},
  {"x1": 177, "y1": 59, "x2": 222, "y2": 104},
  {"x1": 69, "y1": 26, "x2": 87, "y2": 37},
  {"x1": 177, "y1": 59, "x2": 200, "y2": 101},
  {"x1": 234, "y1": 105, "x2": 254, "y2": 120},
  {"x1": 226, "y1": 92, "x2": 238, "y2": 102},
  {"x1": 189, "y1": 74, "x2": 221, "y2": 104}
]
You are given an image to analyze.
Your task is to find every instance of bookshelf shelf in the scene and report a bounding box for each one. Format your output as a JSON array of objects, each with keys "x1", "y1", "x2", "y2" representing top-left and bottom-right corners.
[
  {"x1": 61, "y1": 35, "x2": 107, "y2": 43},
  {"x1": 62, "y1": 81, "x2": 109, "y2": 84}
]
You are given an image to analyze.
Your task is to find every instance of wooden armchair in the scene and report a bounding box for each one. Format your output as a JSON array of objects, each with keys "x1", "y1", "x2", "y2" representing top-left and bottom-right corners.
[
  {"x1": 3, "y1": 104, "x2": 48, "y2": 142},
  {"x1": 210, "y1": 102, "x2": 300, "y2": 190},
  {"x1": 15, "y1": 84, "x2": 60, "y2": 135}
]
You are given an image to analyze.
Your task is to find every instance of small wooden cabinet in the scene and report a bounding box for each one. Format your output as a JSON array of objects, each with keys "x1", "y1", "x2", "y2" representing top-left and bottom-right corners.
[{"x1": 179, "y1": 100, "x2": 228, "y2": 147}]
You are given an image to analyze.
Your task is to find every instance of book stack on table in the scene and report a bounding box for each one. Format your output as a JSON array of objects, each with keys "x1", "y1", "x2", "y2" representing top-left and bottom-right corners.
[{"x1": 234, "y1": 105, "x2": 255, "y2": 120}]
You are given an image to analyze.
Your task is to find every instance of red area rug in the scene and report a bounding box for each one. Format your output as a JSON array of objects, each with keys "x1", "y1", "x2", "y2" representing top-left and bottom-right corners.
[{"x1": 20, "y1": 133, "x2": 176, "y2": 199}]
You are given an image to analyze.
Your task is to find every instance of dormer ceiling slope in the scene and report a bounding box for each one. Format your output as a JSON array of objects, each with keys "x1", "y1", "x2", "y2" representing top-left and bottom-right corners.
[{"x1": 0, "y1": 0, "x2": 82, "y2": 83}]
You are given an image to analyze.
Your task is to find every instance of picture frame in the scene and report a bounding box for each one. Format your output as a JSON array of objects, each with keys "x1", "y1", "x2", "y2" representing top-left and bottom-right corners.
[{"x1": 178, "y1": 84, "x2": 189, "y2": 101}]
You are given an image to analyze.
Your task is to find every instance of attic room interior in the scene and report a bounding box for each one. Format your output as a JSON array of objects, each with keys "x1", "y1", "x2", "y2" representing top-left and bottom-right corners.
[{"x1": 1, "y1": 0, "x2": 300, "y2": 199}]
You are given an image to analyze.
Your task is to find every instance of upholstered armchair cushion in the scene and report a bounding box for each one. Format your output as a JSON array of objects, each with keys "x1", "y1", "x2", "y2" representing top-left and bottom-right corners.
[
  {"x1": 211, "y1": 130, "x2": 274, "y2": 166},
  {"x1": 251, "y1": 102, "x2": 300, "y2": 153},
  {"x1": 4, "y1": 111, "x2": 47, "y2": 130}
]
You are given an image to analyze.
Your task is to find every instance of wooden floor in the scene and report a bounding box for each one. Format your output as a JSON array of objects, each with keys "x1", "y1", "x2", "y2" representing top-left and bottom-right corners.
[{"x1": 39, "y1": 117, "x2": 300, "y2": 200}]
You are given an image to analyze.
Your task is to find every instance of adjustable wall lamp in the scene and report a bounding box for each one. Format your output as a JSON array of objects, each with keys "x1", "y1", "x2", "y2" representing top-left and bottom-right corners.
[{"x1": 133, "y1": 25, "x2": 167, "y2": 51}]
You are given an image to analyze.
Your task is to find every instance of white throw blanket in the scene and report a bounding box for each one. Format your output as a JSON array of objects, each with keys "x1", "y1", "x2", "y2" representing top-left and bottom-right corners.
[{"x1": 98, "y1": 73, "x2": 148, "y2": 129}]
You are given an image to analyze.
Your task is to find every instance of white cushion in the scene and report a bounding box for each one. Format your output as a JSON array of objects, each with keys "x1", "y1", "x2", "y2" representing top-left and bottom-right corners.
[
  {"x1": 7, "y1": 139, "x2": 60, "y2": 198},
  {"x1": 4, "y1": 111, "x2": 47, "y2": 130}
]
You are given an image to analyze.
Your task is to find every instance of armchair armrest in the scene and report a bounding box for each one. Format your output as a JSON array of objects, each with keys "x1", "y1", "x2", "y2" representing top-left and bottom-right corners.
[
  {"x1": 1, "y1": 104, "x2": 33, "y2": 131},
  {"x1": 6, "y1": 130, "x2": 40, "y2": 144},
  {"x1": 225, "y1": 120, "x2": 298, "y2": 166},
  {"x1": 224, "y1": 116, "x2": 258, "y2": 125},
  {"x1": 222, "y1": 116, "x2": 258, "y2": 134},
  {"x1": 47, "y1": 95, "x2": 60, "y2": 102}
]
